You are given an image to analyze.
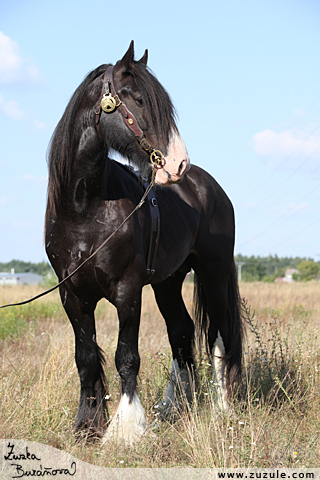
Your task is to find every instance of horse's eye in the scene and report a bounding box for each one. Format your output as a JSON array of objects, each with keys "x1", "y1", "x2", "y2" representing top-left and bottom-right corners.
[{"x1": 135, "y1": 97, "x2": 143, "y2": 106}]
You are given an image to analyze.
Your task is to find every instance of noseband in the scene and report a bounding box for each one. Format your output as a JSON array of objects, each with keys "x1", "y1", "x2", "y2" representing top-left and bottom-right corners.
[{"x1": 95, "y1": 66, "x2": 165, "y2": 168}]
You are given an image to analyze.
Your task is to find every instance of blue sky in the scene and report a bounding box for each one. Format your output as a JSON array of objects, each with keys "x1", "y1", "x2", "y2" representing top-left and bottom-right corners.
[{"x1": 1, "y1": 0, "x2": 320, "y2": 263}]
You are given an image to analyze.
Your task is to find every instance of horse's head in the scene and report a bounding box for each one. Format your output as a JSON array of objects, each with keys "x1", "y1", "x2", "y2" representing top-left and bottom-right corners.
[{"x1": 96, "y1": 41, "x2": 190, "y2": 186}]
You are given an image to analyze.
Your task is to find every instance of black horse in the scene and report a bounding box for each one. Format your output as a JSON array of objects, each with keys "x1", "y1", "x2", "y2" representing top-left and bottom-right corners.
[{"x1": 45, "y1": 41, "x2": 243, "y2": 445}]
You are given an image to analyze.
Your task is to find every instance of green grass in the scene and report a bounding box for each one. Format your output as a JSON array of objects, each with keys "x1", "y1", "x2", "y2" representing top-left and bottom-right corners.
[{"x1": 0, "y1": 302, "x2": 64, "y2": 340}]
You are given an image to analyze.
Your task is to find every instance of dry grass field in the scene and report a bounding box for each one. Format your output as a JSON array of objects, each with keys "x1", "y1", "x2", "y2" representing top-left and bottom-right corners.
[{"x1": 0, "y1": 280, "x2": 319, "y2": 468}]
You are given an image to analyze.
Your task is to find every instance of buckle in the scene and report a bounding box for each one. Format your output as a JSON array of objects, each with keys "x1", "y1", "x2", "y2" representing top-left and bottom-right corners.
[
  {"x1": 140, "y1": 138, "x2": 152, "y2": 152},
  {"x1": 113, "y1": 95, "x2": 122, "y2": 107}
]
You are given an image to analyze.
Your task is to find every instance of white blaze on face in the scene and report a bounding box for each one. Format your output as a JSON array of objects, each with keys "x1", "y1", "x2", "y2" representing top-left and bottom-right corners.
[{"x1": 155, "y1": 131, "x2": 190, "y2": 186}]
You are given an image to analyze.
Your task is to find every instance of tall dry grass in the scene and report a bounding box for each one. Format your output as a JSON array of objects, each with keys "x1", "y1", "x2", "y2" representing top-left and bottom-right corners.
[{"x1": 0, "y1": 281, "x2": 319, "y2": 467}]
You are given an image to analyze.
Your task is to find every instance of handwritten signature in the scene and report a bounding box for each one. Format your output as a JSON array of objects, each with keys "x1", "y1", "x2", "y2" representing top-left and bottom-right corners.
[{"x1": 4, "y1": 442, "x2": 77, "y2": 478}]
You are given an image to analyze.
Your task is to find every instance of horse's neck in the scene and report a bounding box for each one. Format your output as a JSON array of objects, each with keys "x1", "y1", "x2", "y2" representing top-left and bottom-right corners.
[
  {"x1": 73, "y1": 121, "x2": 106, "y2": 177},
  {"x1": 70, "y1": 128, "x2": 108, "y2": 210}
]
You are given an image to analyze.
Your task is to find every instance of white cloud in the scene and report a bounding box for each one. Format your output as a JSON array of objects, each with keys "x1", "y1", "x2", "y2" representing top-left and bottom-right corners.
[
  {"x1": 252, "y1": 128, "x2": 320, "y2": 159},
  {"x1": 0, "y1": 94, "x2": 24, "y2": 120},
  {"x1": 0, "y1": 31, "x2": 42, "y2": 85},
  {"x1": 34, "y1": 120, "x2": 46, "y2": 131}
]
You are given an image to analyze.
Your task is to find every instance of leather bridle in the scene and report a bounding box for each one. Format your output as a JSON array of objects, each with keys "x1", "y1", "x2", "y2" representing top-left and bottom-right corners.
[
  {"x1": 0, "y1": 66, "x2": 164, "y2": 311},
  {"x1": 95, "y1": 65, "x2": 165, "y2": 168}
]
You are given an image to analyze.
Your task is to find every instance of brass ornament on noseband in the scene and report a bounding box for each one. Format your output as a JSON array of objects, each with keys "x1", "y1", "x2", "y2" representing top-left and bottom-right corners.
[
  {"x1": 140, "y1": 139, "x2": 165, "y2": 166},
  {"x1": 150, "y1": 149, "x2": 164, "y2": 167}
]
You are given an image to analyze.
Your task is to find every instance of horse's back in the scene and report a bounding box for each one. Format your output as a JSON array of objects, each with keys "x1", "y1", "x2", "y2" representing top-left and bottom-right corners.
[
  {"x1": 197, "y1": 162, "x2": 235, "y2": 243},
  {"x1": 181, "y1": 164, "x2": 234, "y2": 216},
  {"x1": 168, "y1": 164, "x2": 235, "y2": 237},
  {"x1": 150, "y1": 164, "x2": 235, "y2": 281},
  {"x1": 178, "y1": 164, "x2": 236, "y2": 268}
]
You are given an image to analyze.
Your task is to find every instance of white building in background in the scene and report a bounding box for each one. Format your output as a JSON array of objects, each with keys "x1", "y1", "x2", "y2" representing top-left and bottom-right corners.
[
  {"x1": 0, "y1": 269, "x2": 43, "y2": 285},
  {"x1": 282, "y1": 268, "x2": 299, "y2": 283}
]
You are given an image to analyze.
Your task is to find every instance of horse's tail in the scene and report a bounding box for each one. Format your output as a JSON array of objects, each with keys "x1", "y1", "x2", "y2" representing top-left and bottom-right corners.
[
  {"x1": 96, "y1": 343, "x2": 109, "y2": 417},
  {"x1": 193, "y1": 261, "x2": 244, "y2": 397}
]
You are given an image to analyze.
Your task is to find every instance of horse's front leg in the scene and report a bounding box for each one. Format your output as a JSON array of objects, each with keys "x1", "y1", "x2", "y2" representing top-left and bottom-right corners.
[
  {"x1": 60, "y1": 285, "x2": 107, "y2": 438},
  {"x1": 102, "y1": 280, "x2": 146, "y2": 445}
]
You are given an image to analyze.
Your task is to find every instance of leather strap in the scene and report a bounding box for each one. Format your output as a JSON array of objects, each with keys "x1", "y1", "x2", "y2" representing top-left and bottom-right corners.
[
  {"x1": 101, "y1": 67, "x2": 144, "y2": 139},
  {"x1": 95, "y1": 66, "x2": 114, "y2": 128},
  {"x1": 95, "y1": 66, "x2": 164, "y2": 166},
  {"x1": 113, "y1": 163, "x2": 160, "y2": 282},
  {"x1": 144, "y1": 179, "x2": 160, "y2": 282},
  {"x1": 118, "y1": 103, "x2": 144, "y2": 139}
]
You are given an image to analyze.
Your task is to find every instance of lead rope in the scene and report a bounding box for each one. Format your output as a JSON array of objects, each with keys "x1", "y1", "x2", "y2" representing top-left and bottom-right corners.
[{"x1": 0, "y1": 167, "x2": 157, "y2": 309}]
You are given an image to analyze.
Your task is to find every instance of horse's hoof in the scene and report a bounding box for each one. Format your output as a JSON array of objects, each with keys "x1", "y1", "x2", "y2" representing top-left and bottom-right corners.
[{"x1": 74, "y1": 420, "x2": 106, "y2": 443}]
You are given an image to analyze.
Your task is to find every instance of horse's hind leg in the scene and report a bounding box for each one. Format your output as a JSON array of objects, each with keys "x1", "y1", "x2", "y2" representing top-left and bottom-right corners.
[
  {"x1": 59, "y1": 285, "x2": 107, "y2": 438},
  {"x1": 152, "y1": 270, "x2": 195, "y2": 414},
  {"x1": 194, "y1": 260, "x2": 243, "y2": 413},
  {"x1": 206, "y1": 281, "x2": 230, "y2": 412}
]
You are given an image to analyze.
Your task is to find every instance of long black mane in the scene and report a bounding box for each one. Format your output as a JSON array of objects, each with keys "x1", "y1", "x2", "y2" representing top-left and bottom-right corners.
[
  {"x1": 46, "y1": 61, "x2": 177, "y2": 218},
  {"x1": 46, "y1": 64, "x2": 109, "y2": 217}
]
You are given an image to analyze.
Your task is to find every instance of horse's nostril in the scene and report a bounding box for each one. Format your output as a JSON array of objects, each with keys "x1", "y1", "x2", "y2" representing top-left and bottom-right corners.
[{"x1": 178, "y1": 160, "x2": 185, "y2": 176}]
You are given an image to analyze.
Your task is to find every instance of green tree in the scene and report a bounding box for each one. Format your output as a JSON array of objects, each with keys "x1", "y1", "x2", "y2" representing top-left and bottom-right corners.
[
  {"x1": 234, "y1": 254, "x2": 319, "y2": 282},
  {"x1": 294, "y1": 260, "x2": 320, "y2": 282},
  {"x1": 0, "y1": 260, "x2": 52, "y2": 276}
]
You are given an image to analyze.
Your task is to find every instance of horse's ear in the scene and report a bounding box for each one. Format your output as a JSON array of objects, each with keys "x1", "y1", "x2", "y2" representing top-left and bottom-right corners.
[
  {"x1": 116, "y1": 41, "x2": 135, "y2": 73},
  {"x1": 138, "y1": 49, "x2": 148, "y2": 66}
]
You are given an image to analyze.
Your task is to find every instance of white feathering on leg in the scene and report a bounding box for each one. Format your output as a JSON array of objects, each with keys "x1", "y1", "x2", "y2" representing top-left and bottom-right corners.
[
  {"x1": 212, "y1": 331, "x2": 228, "y2": 412},
  {"x1": 102, "y1": 390, "x2": 146, "y2": 446},
  {"x1": 156, "y1": 359, "x2": 192, "y2": 414},
  {"x1": 161, "y1": 359, "x2": 180, "y2": 409}
]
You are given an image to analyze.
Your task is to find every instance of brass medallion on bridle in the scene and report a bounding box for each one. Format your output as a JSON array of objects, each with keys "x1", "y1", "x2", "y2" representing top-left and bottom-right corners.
[{"x1": 101, "y1": 94, "x2": 117, "y2": 113}]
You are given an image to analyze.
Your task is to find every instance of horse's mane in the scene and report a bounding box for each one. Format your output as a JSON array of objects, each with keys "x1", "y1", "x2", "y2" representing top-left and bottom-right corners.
[
  {"x1": 46, "y1": 64, "x2": 109, "y2": 218},
  {"x1": 46, "y1": 61, "x2": 177, "y2": 219}
]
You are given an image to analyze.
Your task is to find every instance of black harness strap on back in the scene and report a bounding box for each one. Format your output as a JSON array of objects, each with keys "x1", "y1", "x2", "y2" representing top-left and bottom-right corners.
[
  {"x1": 114, "y1": 162, "x2": 160, "y2": 282},
  {"x1": 143, "y1": 178, "x2": 160, "y2": 282}
]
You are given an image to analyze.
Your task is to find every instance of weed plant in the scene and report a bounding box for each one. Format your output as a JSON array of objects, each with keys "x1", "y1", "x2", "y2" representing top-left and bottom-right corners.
[
  {"x1": 0, "y1": 282, "x2": 319, "y2": 467},
  {"x1": 0, "y1": 301, "x2": 64, "y2": 340}
]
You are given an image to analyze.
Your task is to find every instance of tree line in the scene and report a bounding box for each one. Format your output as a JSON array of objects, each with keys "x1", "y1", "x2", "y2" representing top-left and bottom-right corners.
[
  {"x1": 0, "y1": 260, "x2": 52, "y2": 277},
  {"x1": 235, "y1": 254, "x2": 320, "y2": 282},
  {"x1": 1, "y1": 257, "x2": 319, "y2": 283}
]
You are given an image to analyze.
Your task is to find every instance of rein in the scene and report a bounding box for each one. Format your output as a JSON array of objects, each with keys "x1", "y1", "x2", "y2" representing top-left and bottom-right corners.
[
  {"x1": 0, "y1": 67, "x2": 165, "y2": 310},
  {"x1": 95, "y1": 65, "x2": 165, "y2": 169},
  {"x1": 0, "y1": 168, "x2": 157, "y2": 310}
]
